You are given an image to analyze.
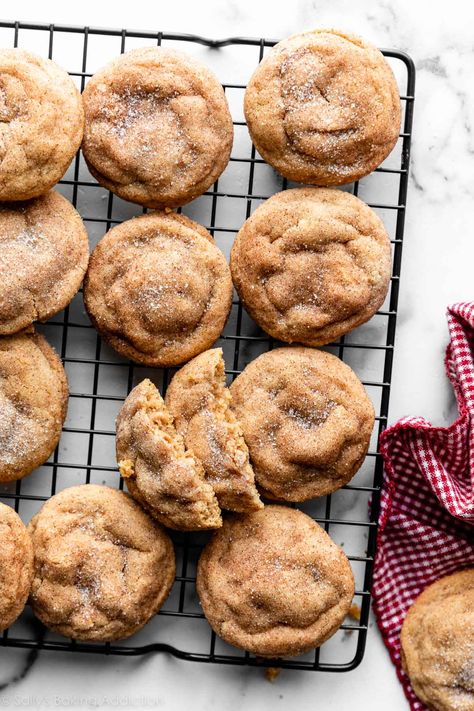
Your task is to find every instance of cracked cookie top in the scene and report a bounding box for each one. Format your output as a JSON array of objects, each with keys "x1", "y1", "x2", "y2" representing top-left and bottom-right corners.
[
  {"x1": 229, "y1": 347, "x2": 374, "y2": 501},
  {"x1": 0, "y1": 191, "x2": 89, "y2": 335},
  {"x1": 165, "y1": 348, "x2": 263, "y2": 513},
  {"x1": 0, "y1": 503, "x2": 33, "y2": 632},
  {"x1": 197, "y1": 506, "x2": 355, "y2": 657},
  {"x1": 230, "y1": 188, "x2": 391, "y2": 346},
  {"x1": 244, "y1": 30, "x2": 401, "y2": 185},
  {"x1": 116, "y1": 379, "x2": 222, "y2": 531},
  {"x1": 82, "y1": 46, "x2": 233, "y2": 208},
  {"x1": 401, "y1": 569, "x2": 474, "y2": 711},
  {"x1": 0, "y1": 49, "x2": 84, "y2": 201},
  {"x1": 28, "y1": 484, "x2": 175, "y2": 641},
  {"x1": 84, "y1": 211, "x2": 233, "y2": 367},
  {"x1": 0, "y1": 329, "x2": 68, "y2": 482}
]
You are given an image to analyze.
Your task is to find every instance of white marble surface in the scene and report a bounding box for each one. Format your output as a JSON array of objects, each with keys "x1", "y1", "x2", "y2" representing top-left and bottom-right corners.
[{"x1": 0, "y1": 0, "x2": 473, "y2": 708}]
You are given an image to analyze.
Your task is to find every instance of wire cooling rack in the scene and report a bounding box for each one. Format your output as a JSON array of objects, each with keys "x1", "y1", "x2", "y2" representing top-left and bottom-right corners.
[{"x1": 0, "y1": 21, "x2": 415, "y2": 672}]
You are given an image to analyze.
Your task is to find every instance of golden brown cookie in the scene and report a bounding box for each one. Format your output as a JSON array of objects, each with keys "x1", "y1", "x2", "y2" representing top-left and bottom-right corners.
[
  {"x1": 0, "y1": 329, "x2": 68, "y2": 482},
  {"x1": 0, "y1": 191, "x2": 89, "y2": 335},
  {"x1": 82, "y1": 46, "x2": 233, "y2": 208},
  {"x1": 0, "y1": 503, "x2": 34, "y2": 631},
  {"x1": 197, "y1": 505, "x2": 355, "y2": 657},
  {"x1": 116, "y1": 379, "x2": 222, "y2": 531},
  {"x1": 244, "y1": 29, "x2": 401, "y2": 185},
  {"x1": 0, "y1": 49, "x2": 84, "y2": 201},
  {"x1": 401, "y1": 569, "x2": 474, "y2": 711},
  {"x1": 229, "y1": 347, "x2": 374, "y2": 501},
  {"x1": 28, "y1": 484, "x2": 176, "y2": 642},
  {"x1": 231, "y1": 188, "x2": 391, "y2": 346},
  {"x1": 165, "y1": 348, "x2": 262, "y2": 513},
  {"x1": 84, "y1": 212, "x2": 232, "y2": 367}
]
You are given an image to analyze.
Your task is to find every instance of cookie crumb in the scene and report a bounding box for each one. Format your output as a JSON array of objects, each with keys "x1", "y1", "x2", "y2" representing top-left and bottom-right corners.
[
  {"x1": 348, "y1": 603, "x2": 361, "y2": 622},
  {"x1": 264, "y1": 667, "x2": 282, "y2": 682},
  {"x1": 118, "y1": 459, "x2": 135, "y2": 479}
]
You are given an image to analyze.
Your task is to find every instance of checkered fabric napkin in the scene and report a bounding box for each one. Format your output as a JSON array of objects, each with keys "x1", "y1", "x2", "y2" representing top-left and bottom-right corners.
[{"x1": 372, "y1": 301, "x2": 474, "y2": 710}]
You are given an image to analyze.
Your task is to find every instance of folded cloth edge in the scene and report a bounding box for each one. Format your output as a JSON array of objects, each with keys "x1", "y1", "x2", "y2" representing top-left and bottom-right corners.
[{"x1": 371, "y1": 301, "x2": 474, "y2": 710}]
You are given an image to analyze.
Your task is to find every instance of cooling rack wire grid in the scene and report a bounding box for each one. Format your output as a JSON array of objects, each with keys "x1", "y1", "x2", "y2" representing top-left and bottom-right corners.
[{"x1": 0, "y1": 21, "x2": 415, "y2": 672}]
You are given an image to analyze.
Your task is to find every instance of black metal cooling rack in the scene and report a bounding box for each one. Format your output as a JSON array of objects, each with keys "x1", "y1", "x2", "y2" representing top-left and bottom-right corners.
[{"x1": 0, "y1": 20, "x2": 415, "y2": 672}]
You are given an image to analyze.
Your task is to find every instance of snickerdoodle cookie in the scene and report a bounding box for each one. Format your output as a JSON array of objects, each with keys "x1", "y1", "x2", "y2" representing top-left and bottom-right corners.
[
  {"x1": 116, "y1": 379, "x2": 222, "y2": 531},
  {"x1": 197, "y1": 505, "x2": 354, "y2": 657},
  {"x1": 84, "y1": 212, "x2": 232, "y2": 367},
  {"x1": 0, "y1": 191, "x2": 89, "y2": 335},
  {"x1": 229, "y1": 347, "x2": 374, "y2": 501},
  {"x1": 82, "y1": 47, "x2": 233, "y2": 208},
  {"x1": 165, "y1": 348, "x2": 262, "y2": 513},
  {"x1": 401, "y1": 569, "x2": 474, "y2": 711},
  {"x1": 28, "y1": 484, "x2": 175, "y2": 641},
  {"x1": 0, "y1": 49, "x2": 84, "y2": 201},
  {"x1": 0, "y1": 329, "x2": 68, "y2": 483},
  {"x1": 0, "y1": 503, "x2": 33, "y2": 631},
  {"x1": 230, "y1": 188, "x2": 391, "y2": 346},
  {"x1": 244, "y1": 30, "x2": 401, "y2": 185}
]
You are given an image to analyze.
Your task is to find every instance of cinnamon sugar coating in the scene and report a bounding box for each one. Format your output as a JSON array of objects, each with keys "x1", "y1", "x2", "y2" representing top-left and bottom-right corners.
[
  {"x1": 230, "y1": 188, "x2": 391, "y2": 346},
  {"x1": 28, "y1": 485, "x2": 175, "y2": 641},
  {"x1": 0, "y1": 49, "x2": 84, "y2": 201},
  {"x1": 83, "y1": 212, "x2": 233, "y2": 367},
  {"x1": 116, "y1": 379, "x2": 222, "y2": 531},
  {"x1": 165, "y1": 348, "x2": 262, "y2": 513},
  {"x1": 0, "y1": 503, "x2": 33, "y2": 631},
  {"x1": 244, "y1": 29, "x2": 401, "y2": 186},
  {"x1": 0, "y1": 329, "x2": 68, "y2": 482},
  {"x1": 401, "y1": 569, "x2": 474, "y2": 711},
  {"x1": 82, "y1": 46, "x2": 233, "y2": 208},
  {"x1": 229, "y1": 347, "x2": 374, "y2": 501},
  {"x1": 197, "y1": 506, "x2": 355, "y2": 657},
  {"x1": 0, "y1": 191, "x2": 89, "y2": 335}
]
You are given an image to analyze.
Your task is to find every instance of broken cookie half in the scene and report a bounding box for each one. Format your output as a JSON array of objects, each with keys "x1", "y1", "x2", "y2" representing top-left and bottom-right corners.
[
  {"x1": 116, "y1": 379, "x2": 222, "y2": 531},
  {"x1": 165, "y1": 348, "x2": 262, "y2": 513}
]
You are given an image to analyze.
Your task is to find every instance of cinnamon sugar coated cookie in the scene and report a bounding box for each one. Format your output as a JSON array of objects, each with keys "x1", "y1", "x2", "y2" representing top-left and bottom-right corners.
[
  {"x1": 165, "y1": 349, "x2": 262, "y2": 513},
  {"x1": 0, "y1": 330, "x2": 68, "y2": 482},
  {"x1": 28, "y1": 485, "x2": 176, "y2": 641},
  {"x1": 401, "y1": 569, "x2": 474, "y2": 711},
  {"x1": 0, "y1": 191, "x2": 89, "y2": 335},
  {"x1": 0, "y1": 503, "x2": 33, "y2": 631},
  {"x1": 116, "y1": 379, "x2": 222, "y2": 531},
  {"x1": 0, "y1": 49, "x2": 84, "y2": 201},
  {"x1": 197, "y1": 506, "x2": 355, "y2": 657},
  {"x1": 84, "y1": 212, "x2": 232, "y2": 367},
  {"x1": 244, "y1": 30, "x2": 401, "y2": 185},
  {"x1": 82, "y1": 47, "x2": 233, "y2": 208},
  {"x1": 231, "y1": 188, "x2": 391, "y2": 346},
  {"x1": 230, "y1": 348, "x2": 374, "y2": 501}
]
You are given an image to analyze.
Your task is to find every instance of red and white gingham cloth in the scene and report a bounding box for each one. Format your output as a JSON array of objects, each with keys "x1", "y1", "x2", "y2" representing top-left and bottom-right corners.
[{"x1": 372, "y1": 301, "x2": 474, "y2": 710}]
